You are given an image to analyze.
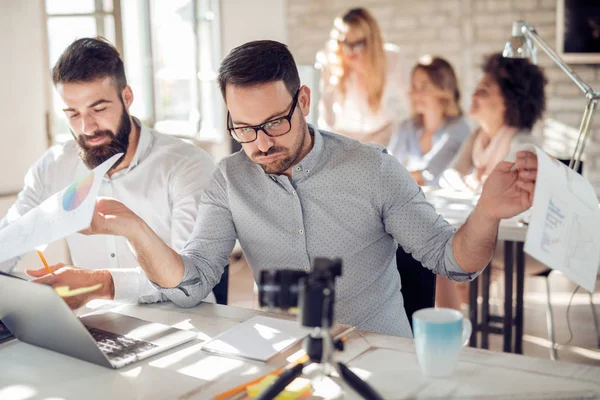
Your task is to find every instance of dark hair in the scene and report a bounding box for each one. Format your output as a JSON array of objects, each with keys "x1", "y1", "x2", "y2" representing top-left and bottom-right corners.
[
  {"x1": 483, "y1": 53, "x2": 547, "y2": 131},
  {"x1": 218, "y1": 40, "x2": 300, "y2": 100},
  {"x1": 52, "y1": 37, "x2": 127, "y2": 91}
]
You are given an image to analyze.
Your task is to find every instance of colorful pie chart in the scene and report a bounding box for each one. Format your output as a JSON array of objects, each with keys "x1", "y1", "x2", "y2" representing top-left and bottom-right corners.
[{"x1": 62, "y1": 172, "x2": 94, "y2": 211}]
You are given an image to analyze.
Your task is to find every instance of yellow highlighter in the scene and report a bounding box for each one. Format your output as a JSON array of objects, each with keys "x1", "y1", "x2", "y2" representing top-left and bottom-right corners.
[
  {"x1": 36, "y1": 250, "x2": 54, "y2": 275},
  {"x1": 247, "y1": 374, "x2": 312, "y2": 400},
  {"x1": 54, "y1": 284, "x2": 103, "y2": 298}
]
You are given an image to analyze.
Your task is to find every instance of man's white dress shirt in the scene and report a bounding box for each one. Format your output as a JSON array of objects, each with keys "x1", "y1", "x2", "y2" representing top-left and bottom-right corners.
[{"x1": 0, "y1": 119, "x2": 216, "y2": 304}]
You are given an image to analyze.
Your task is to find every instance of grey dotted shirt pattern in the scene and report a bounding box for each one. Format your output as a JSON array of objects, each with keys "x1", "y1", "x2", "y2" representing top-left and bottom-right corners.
[{"x1": 157, "y1": 126, "x2": 480, "y2": 337}]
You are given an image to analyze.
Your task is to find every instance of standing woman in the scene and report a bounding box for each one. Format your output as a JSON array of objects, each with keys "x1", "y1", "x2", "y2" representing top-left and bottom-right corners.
[
  {"x1": 317, "y1": 7, "x2": 408, "y2": 146},
  {"x1": 388, "y1": 55, "x2": 470, "y2": 186}
]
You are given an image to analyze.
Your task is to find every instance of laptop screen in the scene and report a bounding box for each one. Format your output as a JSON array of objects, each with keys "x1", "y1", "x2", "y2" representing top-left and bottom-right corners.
[
  {"x1": 0, "y1": 321, "x2": 13, "y2": 343},
  {"x1": 0, "y1": 270, "x2": 26, "y2": 280},
  {"x1": 0, "y1": 270, "x2": 22, "y2": 342}
]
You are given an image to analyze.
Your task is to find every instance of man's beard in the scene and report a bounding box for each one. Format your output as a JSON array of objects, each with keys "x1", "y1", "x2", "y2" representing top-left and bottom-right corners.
[
  {"x1": 74, "y1": 105, "x2": 131, "y2": 170},
  {"x1": 254, "y1": 117, "x2": 308, "y2": 175}
]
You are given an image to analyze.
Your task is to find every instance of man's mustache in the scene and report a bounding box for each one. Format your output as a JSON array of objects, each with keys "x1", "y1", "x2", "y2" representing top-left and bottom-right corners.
[
  {"x1": 78, "y1": 131, "x2": 116, "y2": 150},
  {"x1": 81, "y1": 130, "x2": 114, "y2": 143},
  {"x1": 253, "y1": 147, "x2": 286, "y2": 158}
]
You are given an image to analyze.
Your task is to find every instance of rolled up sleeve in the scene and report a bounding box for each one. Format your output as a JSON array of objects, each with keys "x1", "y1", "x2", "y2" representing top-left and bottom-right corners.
[
  {"x1": 154, "y1": 166, "x2": 237, "y2": 306},
  {"x1": 380, "y1": 152, "x2": 481, "y2": 282}
]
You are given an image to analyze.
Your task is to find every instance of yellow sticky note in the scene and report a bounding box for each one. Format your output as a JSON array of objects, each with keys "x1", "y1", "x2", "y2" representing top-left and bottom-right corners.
[
  {"x1": 54, "y1": 284, "x2": 102, "y2": 298},
  {"x1": 247, "y1": 374, "x2": 311, "y2": 400}
]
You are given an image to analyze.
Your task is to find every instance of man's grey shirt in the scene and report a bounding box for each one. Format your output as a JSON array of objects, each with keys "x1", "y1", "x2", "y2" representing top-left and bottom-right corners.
[{"x1": 158, "y1": 126, "x2": 479, "y2": 337}]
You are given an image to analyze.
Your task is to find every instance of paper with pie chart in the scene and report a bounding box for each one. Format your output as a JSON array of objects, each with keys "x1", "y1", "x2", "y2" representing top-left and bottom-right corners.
[
  {"x1": 0, "y1": 153, "x2": 123, "y2": 263},
  {"x1": 508, "y1": 145, "x2": 600, "y2": 293}
]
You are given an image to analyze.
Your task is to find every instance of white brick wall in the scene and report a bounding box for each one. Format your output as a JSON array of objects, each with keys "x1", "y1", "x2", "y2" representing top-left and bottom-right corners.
[{"x1": 287, "y1": 0, "x2": 600, "y2": 193}]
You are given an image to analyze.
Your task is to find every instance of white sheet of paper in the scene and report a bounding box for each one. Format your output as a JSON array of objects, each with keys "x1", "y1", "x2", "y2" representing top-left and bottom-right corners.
[
  {"x1": 0, "y1": 154, "x2": 123, "y2": 263},
  {"x1": 201, "y1": 315, "x2": 310, "y2": 362},
  {"x1": 511, "y1": 145, "x2": 600, "y2": 293}
]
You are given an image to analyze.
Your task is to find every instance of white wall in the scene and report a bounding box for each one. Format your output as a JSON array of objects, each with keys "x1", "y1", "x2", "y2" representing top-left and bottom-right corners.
[
  {"x1": 0, "y1": 1, "x2": 69, "y2": 270},
  {"x1": 0, "y1": 0, "x2": 48, "y2": 195},
  {"x1": 220, "y1": 0, "x2": 288, "y2": 57},
  {"x1": 287, "y1": 0, "x2": 600, "y2": 192}
]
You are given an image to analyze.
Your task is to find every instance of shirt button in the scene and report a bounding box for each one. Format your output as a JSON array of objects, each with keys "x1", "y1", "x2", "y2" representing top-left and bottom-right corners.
[
  {"x1": 110, "y1": 253, "x2": 116, "y2": 258},
  {"x1": 305, "y1": 169, "x2": 309, "y2": 173},
  {"x1": 304, "y1": 266, "x2": 309, "y2": 271},
  {"x1": 295, "y1": 166, "x2": 302, "y2": 171},
  {"x1": 292, "y1": 190, "x2": 297, "y2": 195},
  {"x1": 299, "y1": 229, "x2": 304, "y2": 234}
]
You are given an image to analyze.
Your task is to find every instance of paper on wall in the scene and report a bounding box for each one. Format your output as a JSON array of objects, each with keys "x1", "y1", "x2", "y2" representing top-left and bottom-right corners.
[{"x1": 0, "y1": 153, "x2": 123, "y2": 263}]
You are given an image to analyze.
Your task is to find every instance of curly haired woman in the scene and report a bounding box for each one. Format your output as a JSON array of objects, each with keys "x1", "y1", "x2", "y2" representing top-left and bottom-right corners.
[{"x1": 442, "y1": 53, "x2": 547, "y2": 193}]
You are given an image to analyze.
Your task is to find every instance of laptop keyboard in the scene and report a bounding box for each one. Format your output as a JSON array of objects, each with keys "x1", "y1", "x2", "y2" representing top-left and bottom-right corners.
[{"x1": 86, "y1": 326, "x2": 158, "y2": 363}]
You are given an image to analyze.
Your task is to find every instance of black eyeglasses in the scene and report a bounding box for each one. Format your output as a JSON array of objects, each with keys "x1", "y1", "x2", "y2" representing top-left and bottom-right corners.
[
  {"x1": 340, "y1": 38, "x2": 367, "y2": 54},
  {"x1": 227, "y1": 89, "x2": 300, "y2": 144}
]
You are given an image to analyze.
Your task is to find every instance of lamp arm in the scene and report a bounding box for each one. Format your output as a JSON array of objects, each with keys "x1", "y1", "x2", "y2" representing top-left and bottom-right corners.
[{"x1": 521, "y1": 24, "x2": 595, "y2": 96}]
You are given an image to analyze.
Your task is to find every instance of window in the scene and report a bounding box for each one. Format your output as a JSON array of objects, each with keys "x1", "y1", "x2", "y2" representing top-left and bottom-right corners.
[
  {"x1": 45, "y1": 0, "x2": 121, "y2": 142},
  {"x1": 146, "y1": 0, "x2": 223, "y2": 142},
  {"x1": 45, "y1": 0, "x2": 223, "y2": 146}
]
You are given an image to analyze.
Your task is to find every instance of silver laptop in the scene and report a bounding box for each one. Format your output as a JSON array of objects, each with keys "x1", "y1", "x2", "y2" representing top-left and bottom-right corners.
[{"x1": 0, "y1": 274, "x2": 197, "y2": 368}]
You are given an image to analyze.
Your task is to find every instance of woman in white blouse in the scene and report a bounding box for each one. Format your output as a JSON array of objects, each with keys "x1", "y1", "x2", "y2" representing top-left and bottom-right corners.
[{"x1": 316, "y1": 7, "x2": 408, "y2": 146}]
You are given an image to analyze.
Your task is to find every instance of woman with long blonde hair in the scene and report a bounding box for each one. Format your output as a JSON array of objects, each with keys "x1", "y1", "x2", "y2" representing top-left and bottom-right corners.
[
  {"x1": 317, "y1": 8, "x2": 408, "y2": 146},
  {"x1": 388, "y1": 55, "x2": 470, "y2": 186}
]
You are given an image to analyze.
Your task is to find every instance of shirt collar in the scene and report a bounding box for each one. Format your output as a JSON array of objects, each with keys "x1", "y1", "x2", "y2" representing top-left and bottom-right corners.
[
  {"x1": 296, "y1": 124, "x2": 324, "y2": 172},
  {"x1": 126, "y1": 117, "x2": 154, "y2": 171},
  {"x1": 265, "y1": 124, "x2": 324, "y2": 182}
]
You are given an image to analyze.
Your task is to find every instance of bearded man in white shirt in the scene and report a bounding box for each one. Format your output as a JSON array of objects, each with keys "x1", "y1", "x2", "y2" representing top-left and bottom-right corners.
[{"x1": 0, "y1": 38, "x2": 216, "y2": 308}]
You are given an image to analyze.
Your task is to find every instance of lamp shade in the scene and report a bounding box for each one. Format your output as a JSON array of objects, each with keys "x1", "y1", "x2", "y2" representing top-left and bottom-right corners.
[
  {"x1": 502, "y1": 21, "x2": 533, "y2": 59},
  {"x1": 502, "y1": 36, "x2": 532, "y2": 59}
]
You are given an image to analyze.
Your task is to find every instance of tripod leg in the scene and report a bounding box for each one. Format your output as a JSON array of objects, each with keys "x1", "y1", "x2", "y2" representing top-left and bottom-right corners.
[
  {"x1": 336, "y1": 361, "x2": 384, "y2": 400},
  {"x1": 256, "y1": 363, "x2": 305, "y2": 400}
]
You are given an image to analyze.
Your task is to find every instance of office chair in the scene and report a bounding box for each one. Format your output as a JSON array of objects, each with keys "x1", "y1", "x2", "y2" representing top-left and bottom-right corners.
[
  {"x1": 213, "y1": 264, "x2": 229, "y2": 305},
  {"x1": 396, "y1": 246, "x2": 436, "y2": 329}
]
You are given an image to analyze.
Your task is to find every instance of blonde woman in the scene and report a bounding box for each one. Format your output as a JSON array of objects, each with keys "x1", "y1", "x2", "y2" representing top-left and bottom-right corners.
[
  {"x1": 388, "y1": 56, "x2": 470, "y2": 186},
  {"x1": 316, "y1": 8, "x2": 408, "y2": 146}
]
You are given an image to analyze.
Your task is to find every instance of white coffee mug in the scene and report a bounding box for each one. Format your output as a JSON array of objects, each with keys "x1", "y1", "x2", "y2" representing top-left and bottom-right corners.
[{"x1": 412, "y1": 307, "x2": 472, "y2": 377}]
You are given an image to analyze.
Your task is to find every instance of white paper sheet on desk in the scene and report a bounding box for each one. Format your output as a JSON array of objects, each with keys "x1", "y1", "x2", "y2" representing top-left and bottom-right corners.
[
  {"x1": 201, "y1": 315, "x2": 311, "y2": 362},
  {"x1": 0, "y1": 153, "x2": 122, "y2": 263},
  {"x1": 509, "y1": 145, "x2": 600, "y2": 293}
]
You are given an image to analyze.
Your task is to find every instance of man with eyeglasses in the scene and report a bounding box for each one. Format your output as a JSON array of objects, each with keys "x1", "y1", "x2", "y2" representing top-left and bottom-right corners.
[{"x1": 82, "y1": 40, "x2": 538, "y2": 337}]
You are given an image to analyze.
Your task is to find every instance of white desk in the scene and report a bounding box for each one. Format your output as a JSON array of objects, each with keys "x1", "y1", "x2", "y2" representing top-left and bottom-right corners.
[
  {"x1": 1, "y1": 302, "x2": 599, "y2": 399},
  {"x1": 425, "y1": 188, "x2": 529, "y2": 353}
]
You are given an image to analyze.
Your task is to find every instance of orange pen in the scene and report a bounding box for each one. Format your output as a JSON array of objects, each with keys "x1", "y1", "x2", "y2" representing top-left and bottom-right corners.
[
  {"x1": 36, "y1": 250, "x2": 54, "y2": 275},
  {"x1": 213, "y1": 354, "x2": 310, "y2": 400}
]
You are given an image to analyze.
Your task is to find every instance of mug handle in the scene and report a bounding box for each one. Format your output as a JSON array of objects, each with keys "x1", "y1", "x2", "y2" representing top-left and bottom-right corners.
[{"x1": 461, "y1": 318, "x2": 473, "y2": 346}]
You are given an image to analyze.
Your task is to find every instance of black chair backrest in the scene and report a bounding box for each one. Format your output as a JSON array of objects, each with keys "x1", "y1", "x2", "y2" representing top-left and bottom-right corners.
[
  {"x1": 557, "y1": 158, "x2": 583, "y2": 174},
  {"x1": 213, "y1": 264, "x2": 229, "y2": 305},
  {"x1": 396, "y1": 246, "x2": 436, "y2": 329}
]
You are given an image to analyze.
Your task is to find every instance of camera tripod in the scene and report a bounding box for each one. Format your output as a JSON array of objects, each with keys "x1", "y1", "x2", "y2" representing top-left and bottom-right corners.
[
  {"x1": 256, "y1": 326, "x2": 384, "y2": 400},
  {"x1": 257, "y1": 275, "x2": 384, "y2": 400}
]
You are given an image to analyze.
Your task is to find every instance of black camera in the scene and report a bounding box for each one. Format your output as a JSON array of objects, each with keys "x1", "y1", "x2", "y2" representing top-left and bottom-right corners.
[
  {"x1": 256, "y1": 259, "x2": 384, "y2": 400},
  {"x1": 258, "y1": 257, "x2": 342, "y2": 329}
]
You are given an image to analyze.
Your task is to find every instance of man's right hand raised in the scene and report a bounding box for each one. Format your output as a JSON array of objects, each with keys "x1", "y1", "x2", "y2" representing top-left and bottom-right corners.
[
  {"x1": 81, "y1": 197, "x2": 142, "y2": 239},
  {"x1": 82, "y1": 198, "x2": 185, "y2": 288}
]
